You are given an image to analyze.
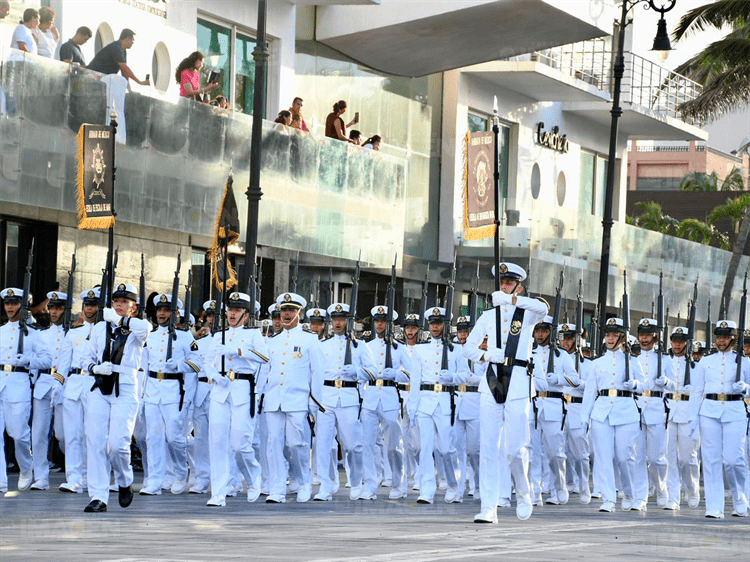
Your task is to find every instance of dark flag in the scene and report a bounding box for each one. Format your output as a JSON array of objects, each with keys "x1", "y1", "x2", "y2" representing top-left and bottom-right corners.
[
  {"x1": 210, "y1": 173, "x2": 241, "y2": 291},
  {"x1": 76, "y1": 124, "x2": 116, "y2": 230},
  {"x1": 463, "y1": 131, "x2": 496, "y2": 240}
]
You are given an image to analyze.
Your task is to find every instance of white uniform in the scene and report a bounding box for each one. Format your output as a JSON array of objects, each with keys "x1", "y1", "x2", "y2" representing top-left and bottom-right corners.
[
  {"x1": 188, "y1": 334, "x2": 214, "y2": 493},
  {"x1": 581, "y1": 348, "x2": 644, "y2": 509},
  {"x1": 453, "y1": 348, "x2": 483, "y2": 500},
  {"x1": 263, "y1": 325, "x2": 324, "y2": 502},
  {"x1": 204, "y1": 325, "x2": 269, "y2": 501},
  {"x1": 564, "y1": 354, "x2": 592, "y2": 502},
  {"x1": 0, "y1": 320, "x2": 50, "y2": 489},
  {"x1": 401, "y1": 342, "x2": 421, "y2": 488},
  {"x1": 689, "y1": 349, "x2": 750, "y2": 517},
  {"x1": 464, "y1": 296, "x2": 547, "y2": 518},
  {"x1": 82, "y1": 316, "x2": 151, "y2": 505},
  {"x1": 141, "y1": 326, "x2": 202, "y2": 493}
]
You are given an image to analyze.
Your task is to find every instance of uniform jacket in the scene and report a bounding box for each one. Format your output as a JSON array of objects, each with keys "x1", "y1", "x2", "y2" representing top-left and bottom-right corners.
[
  {"x1": 320, "y1": 333, "x2": 376, "y2": 409},
  {"x1": 689, "y1": 349, "x2": 750, "y2": 423},
  {"x1": 0, "y1": 320, "x2": 51, "y2": 403},
  {"x1": 409, "y1": 338, "x2": 469, "y2": 416},
  {"x1": 631, "y1": 348, "x2": 676, "y2": 425},
  {"x1": 664, "y1": 353, "x2": 695, "y2": 424},
  {"x1": 32, "y1": 323, "x2": 66, "y2": 401},
  {"x1": 532, "y1": 344, "x2": 579, "y2": 422},
  {"x1": 142, "y1": 325, "x2": 202, "y2": 405},
  {"x1": 581, "y1": 349, "x2": 643, "y2": 426},
  {"x1": 82, "y1": 317, "x2": 152, "y2": 387},
  {"x1": 204, "y1": 326, "x2": 268, "y2": 406},
  {"x1": 58, "y1": 322, "x2": 96, "y2": 401},
  {"x1": 363, "y1": 336, "x2": 413, "y2": 412}
]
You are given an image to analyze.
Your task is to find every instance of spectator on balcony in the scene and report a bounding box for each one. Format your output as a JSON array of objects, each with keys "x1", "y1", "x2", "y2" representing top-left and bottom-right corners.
[
  {"x1": 363, "y1": 135, "x2": 382, "y2": 151},
  {"x1": 31, "y1": 7, "x2": 58, "y2": 59},
  {"x1": 0, "y1": 1, "x2": 10, "y2": 19},
  {"x1": 289, "y1": 97, "x2": 309, "y2": 132},
  {"x1": 175, "y1": 51, "x2": 217, "y2": 101},
  {"x1": 11, "y1": 8, "x2": 39, "y2": 54},
  {"x1": 349, "y1": 130, "x2": 362, "y2": 145},
  {"x1": 274, "y1": 110, "x2": 292, "y2": 132},
  {"x1": 59, "y1": 26, "x2": 92, "y2": 66},
  {"x1": 325, "y1": 100, "x2": 358, "y2": 143},
  {"x1": 87, "y1": 29, "x2": 150, "y2": 86}
]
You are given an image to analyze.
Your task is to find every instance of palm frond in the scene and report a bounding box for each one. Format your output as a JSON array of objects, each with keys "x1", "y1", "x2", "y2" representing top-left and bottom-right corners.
[
  {"x1": 673, "y1": 0, "x2": 750, "y2": 42},
  {"x1": 707, "y1": 194, "x2": 750, "y2": 227},
  {"x1": 678, "y1": 63, "x2": 750, "y2": 123}
]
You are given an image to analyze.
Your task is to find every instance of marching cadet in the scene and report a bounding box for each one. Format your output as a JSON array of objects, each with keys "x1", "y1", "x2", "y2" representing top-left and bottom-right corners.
[
  {"x1": 0, "y1": 287, "x2": 51, "y2": 492},
  {"x1": 409, "y1": 307, "x2": 466, "y2": 505},
  {"x1": 688, "y1": 320, "x2": 749, "y2": 518},
  {"x1": 139, "y1": 294, "x2": 201, "y2": 496},
  {"x1": 263, "y1": 292, "x2": 324, "y2": 504},
  {"x1": 453, "y1": 315, "x2": 483, "y2": 501},
  {"x1": 464, "y1": 263, "x2": 547, "y2": 523},
  {"x1": 268, "y1": 303, "x2": 282, "y2": 334},
  {"x1": 531, "y1": 316, "x2": 579, "y2": 505},
  {"x1": 558, "y1": 323, "x2": 592, "y2": 504},
  {"x1": 29, "y1": 291, "x2": 70, "y2": 490},
  {"x1": 313, "y1": 302, "x2": 377, "y2": 501},
  {"x1": 632, "y1": 318, "x2": 675, "y2": 511},
  {"x1": 203, "y1": 292, "x2": 268, "y2": 507},
  {"x1": 362, "y1": 305, "x2": 414, "y2": 500},
  {"x1": 306, "y1": 307, "x2": 327, "y2": 339},
  {"x1": 581, "y1": 318, "x2": 644, "y2": 513},
  {"x1": 400, "y1": 313, "x2": 421, "y2": 489},
  {"x1": 663, "y1": 326, "x2": 700, "y2": 511},
  {"x1": 187, "y1": 299, "x2": 219, "y2": 495},
  {"x1": 56, "y1": 288, "x2": 99, "y2": 493},
  {"x1": 81, "y1": 283, "x2": 152, "y2": 512}
]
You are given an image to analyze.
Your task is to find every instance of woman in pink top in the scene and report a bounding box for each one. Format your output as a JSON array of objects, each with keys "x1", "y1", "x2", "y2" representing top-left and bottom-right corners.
[{"x1": 174, "y1": 51, "x2": 217, "y2": 100}]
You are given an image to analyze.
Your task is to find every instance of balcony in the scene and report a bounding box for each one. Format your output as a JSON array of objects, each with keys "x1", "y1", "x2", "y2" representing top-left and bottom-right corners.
[{"x1": 0, "y1": 48, "x2": 407, "y2": 268}]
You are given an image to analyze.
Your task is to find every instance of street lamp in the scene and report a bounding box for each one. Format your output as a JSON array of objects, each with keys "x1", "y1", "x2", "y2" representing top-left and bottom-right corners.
[{"x1": 595, "y1": 0, "x2": 675, "y2": 352}]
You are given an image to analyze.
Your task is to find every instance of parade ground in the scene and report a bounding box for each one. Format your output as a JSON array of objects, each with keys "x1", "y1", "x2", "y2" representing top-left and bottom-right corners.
[{"x1": 1, "y1": 471, "x2": 747, "y2": 562}]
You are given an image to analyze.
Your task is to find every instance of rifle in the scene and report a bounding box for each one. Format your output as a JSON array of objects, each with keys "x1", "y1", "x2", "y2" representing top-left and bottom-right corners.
[
  {"x1": 736, "y1": 272, "x2": 748, "y2": 383},
  {"x1": 684, "y1": 280, "x2": 697, "y2": 385},
  {"x1": 370, "y1": 282, "x2": 379, "y2": 341},
  {"x1": 63, "y1": 252, "x2": 76, "y2": 333},
  {"x1": 468, "y1": 261, "x2": 480, "y2": 329},
  {"x1": 442, "y1": 257, "x2": 456, "y2": 425},
  {"x1": 705, "y1": 300, "x2": 712, "y2": 355},
  {"x1": 418, "y1": 264, "x2": 429, "y2": 343},
  {"x1": 590, "y1": 305, "x2": 599, "y2": 360},
  {"x1": 247, "y1": 259, "x2": 258, "y2": 329},
  {"x1": 656, "y1": 273, "x2": 664, "y2": 385},
  {"x1": 622, "y1": 271, "x2": 631, "y2": 381},
  {"x1": 291, "y1": 251, "x2": 299, "y2": 294},
  {"x1": 547, "y1": 270, "x2": 564, "y2": 375},
  {"x1": 137, "y1": 253, "x2": 146, "y2": 320},
  {"x1": 16, "y1": 240, "x2": 34, "y2": 355},
  {"x1": 165, "y1": 254, "x2": 181, "y2": 361},
  {"x1": 575, "y1": 279, "x2": 583, "y2": 370},
  {"x1": 385, "y1": 254, "x2": 398, "y2": 369},
  {"x1": 183, "y1": 268, "x2": 193, "y2": 330},
  {"x1": 344, "y1": 251, "x2": 361, "y2": 365},
  {"x1": 662, "y1": 304, "x2": 670, "y2": 356}
]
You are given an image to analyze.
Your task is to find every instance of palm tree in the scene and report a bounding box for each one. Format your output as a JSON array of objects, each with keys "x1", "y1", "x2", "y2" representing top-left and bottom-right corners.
[
  {"x1": 679, "y1": 167, "x2": 745, "y2": 191},
  {"x1": 632, "y1": 201, "x2": 678, "y2": 233},
  {"x1": 708, "y1": 193, "x2": 750, "y2": 232},
  {"x1": 676, "y1": 218, "x2": 730, "y2": 250},
  {"x1": 672, "y1": 1, "x2": 750, "y2": 124}
]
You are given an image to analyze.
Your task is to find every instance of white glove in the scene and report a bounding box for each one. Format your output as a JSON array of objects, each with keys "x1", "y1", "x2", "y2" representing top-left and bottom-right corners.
[
  {"x1": 215, "y1": 374, "x2": 229, "y2": 387},
  {"x1": 654, "y1": 376, "x2": 667, "y2": 387},
  {"x1": 623, "y1": 379, "x2": 638, "y2": 391},
  {"x1": 492, "y1": 291, "x2": 513, "y2": 307},
  {"x1": 212, "y1": 343, "x2": 233, "y2": 357},
  {"x1": 438, "y1": 370, "x2": 453, "y2": 385},
  {"x1": 483, "y1": 348, "x2": 504, "y2": 364},
  {"x1": 14, "y1": 354, "x2": 30, "y2": 368},
  {"x1": 534, "y1": 377, "x2": 549, "y2": 392},
  {"x1": 681, "y1": 384, "x2": 692, "y2": 393},
  {"x1": 732, "y1": 381, "x2": 748, "y2": 394},
  {"x1": 165, "y1": 358, "x2": 180, "y2": 372},
  {"x1": 92, "y1": 362, "x2": 113, "y2": 376},
  {"x1": 688, "y1": 417, "x2": 699, "y2": 438},
  {"x1": 50, "y1": 384, "x2": 62, "y2": 403},
  {"x1": 382, "y1": 368, "x2": 400, "y2": 381},
  {"x1": 341, "y1": 364, "x2": 358, "y2": 380},
  {"x1": 103, "y1": 307, "x2": 121, "y2": 325},
  {"x1": 356, "y1": 369, "x2": 371, "y2": 382},
  {"x1": 545, "y1": 372, "x2": 559, "y2": 385}
]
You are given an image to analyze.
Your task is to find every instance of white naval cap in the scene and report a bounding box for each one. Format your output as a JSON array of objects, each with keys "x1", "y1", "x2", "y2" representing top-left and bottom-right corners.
[
  {"x1": 112, "y1": 283, "x2": 138, "y2": 301},
  {"x1": 1, "y1": 287, "x2": 26, "y2": 302},
  {"x1": 371, "y1": 305, "x2": 397, "y2": 320},
  {"x1": 456, "y1": 315, "x2": 472, "y2": 328},
  {"x1": 327, "y1": 303, "x2": 349, "y2": 317},
  {"x1": 306, "y1": 307, "x2": 327, "y2": 321},
  {"x1": 714, "y1": 320, "x2": 736, "y2": 335},
  {"x1": 670, "y1": 326, "x2": 689, "y2": 339},
  {"x1": 227, "y1": 292, "x2": 254, "y2": 310},
  {"x1": 491, "y1": 262, "x2": 526, "y2": 281},
  {"x1": 268, "y1": 303, "x2": 281, "y2": 317},
  {"x1": 80, "y1": 287, "x2": 101, "y2": 304},
  {"x1": 604, "y1": 317, "x2": 625, "y2": 332},
  {"x1": 558, "y1": 323, "x2": 576, "y2": 335},
  {"x1": 403, "y1": 313, "x2": 421, "y2": 327},
  {"x1": 637, "y1": 318, "x2": 658, "y2": 333},
  {"x1": 276, "y1": 292, "x2": 306, "y2": 309},
  {"x1": 426, "y1": 307, "x2": 447, "y2": 322},
  {"x1": 203, "y1": 299, "x2": 218, "y2": 312},
  {"x1": 47, "y1": 291, "x2": 74, "y2": 306},
  {"x1": 153, "y1": 293, "x2": 184, "y2": 309}
]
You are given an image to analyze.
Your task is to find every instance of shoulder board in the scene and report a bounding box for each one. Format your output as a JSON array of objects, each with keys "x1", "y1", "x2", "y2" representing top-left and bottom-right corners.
[
  {"x1": 190, "y1": 341, "x2": 199, "y2": 352},
  {"x1": 267, "y1": 331, "x2": 281, "y2": 338},
  {"x1": 68, "y1": 324, "x2": 83, "y2": 330},
  {"x1": 322, "y1": 335, "x2": 335, "y2": 342},
  {"x1": 416, "y1": 341, "x2": 429, "y2": 345},
  {"x1": 29, "y1": 324, "x2": 45, "y2": 331},
  {"x1": 243, "y1": 326, "x2": 260, "y2": 331},
  {"x1": 302, "y1": 327, "x2": 313, "y2": 334}
]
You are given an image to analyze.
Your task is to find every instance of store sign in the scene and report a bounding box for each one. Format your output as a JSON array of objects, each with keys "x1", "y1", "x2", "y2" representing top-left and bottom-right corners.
[
  {"x1": 116, "y1": 0, "x2": 167, "y2": 18},
  {"x1": 536, "y1": 122, "x2": 569, "y2": 153}
]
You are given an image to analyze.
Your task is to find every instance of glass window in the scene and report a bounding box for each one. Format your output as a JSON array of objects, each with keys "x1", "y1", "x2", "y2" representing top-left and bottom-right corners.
[
  {"x1": 531, "y1": 163, "x2": 541, "y2": 200},
  {"x1": 234, "y1": 33, "x2": 257, "y2": 115},
  {"x1": 197, "y1": 18, "x2": 232, "y2": 104},
  {"x1": 468, "y1": 112, "x2": 488, "y2": 133},
  {"x1": 580, "y1": 150, "x2": 595, "y2": 215},
  {"x1": 595, "y1": 155, "x2": 608, "y2": 217}
]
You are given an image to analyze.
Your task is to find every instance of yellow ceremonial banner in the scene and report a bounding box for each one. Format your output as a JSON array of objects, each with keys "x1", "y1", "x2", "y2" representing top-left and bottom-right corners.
[
  {"x1": 463, "y1": 131, "x2": 496, "y2": 240},
  {"x1": 76, "y1": 124, "x2": 116, "y2": 230},
  {"x1": 209, "y1": 173, "x2": 241, "y2": 291}
]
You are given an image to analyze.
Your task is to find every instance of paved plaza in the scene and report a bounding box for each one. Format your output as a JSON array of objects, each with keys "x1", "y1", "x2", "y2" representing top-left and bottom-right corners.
[{"x1": 1, "y1": 471, "x2": 747, "y2": 561}]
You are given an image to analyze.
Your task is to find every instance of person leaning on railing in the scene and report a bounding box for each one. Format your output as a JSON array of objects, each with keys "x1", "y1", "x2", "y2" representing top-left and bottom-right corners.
[
  {"x1": 11, "y1": 8, "x2": 39, "y2": 54},
  {"x1": 31, "y1": 6, "x2": 59, "y2": 59},
  {"x1": 175, "y1": 51, "x2": 217, "y2": 102},
  {"x1": 325, "y1": 100, "x2": 358, "y2": 143}
]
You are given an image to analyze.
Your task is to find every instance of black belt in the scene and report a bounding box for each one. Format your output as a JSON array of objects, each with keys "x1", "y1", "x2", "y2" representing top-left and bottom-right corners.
[
  {"x1": 232, "y1": 373, "x2": 255, "y2": 382},
  {"x1": 598, "y1": 389, "x2": 633, "y2": 398},
  {"x1": 148, "y1": 371, "x2": 183, "y2": 380},
  {"x1": 492, "y1": 358, "x2": 529, "y2": 368},
  {"x1": 664, "y1": 393, "x2": 689, "y2": 401},
  {"x1": 455, "y1": 385, "x2": 479, "y2": 393},
  {"x1": 536, "y1": 391, "x2": 565, "y2": 400},
  {"x1": 398, "y1": 383, "x2": 411, "y2": 391},
  {"x1": 638, "y1": 390, "x2": 664, "y2": 398},
  {"x1": 568, "y1": 396, "x2": 583, "y2": 404},
  {"x1": 368, "y1": 379, "x2": 397, "y2": 388},
  {"x1": 1, "y1": 364, "x2": 29, "y2": 373},
  {"x1": 69, "y1": 368, "x2": 83, "y2": 375},
  {"x1": 198, "y1": 376, "x2": 209, "y2": 383},
  {"x1": 420, "y1": 383, "x2": 452, "y2": 393},
  {"x1": 324, "y1": 380, "x2": 358, "y2": 388},
  {"x1": 226, "y1": 372, "x2": 257, "y2": 417},
  {"x1": 705, "y1": 393, "x2": 744, "y2": 402}
]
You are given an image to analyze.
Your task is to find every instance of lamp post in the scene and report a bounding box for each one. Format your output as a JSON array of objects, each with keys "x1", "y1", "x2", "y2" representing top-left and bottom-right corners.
[
  {"x1": 242, "y1": 0, "x2": 268, "y2": 295},
  {"x1": 595, "y1": 0, "x2": 675, "y2": 351}
]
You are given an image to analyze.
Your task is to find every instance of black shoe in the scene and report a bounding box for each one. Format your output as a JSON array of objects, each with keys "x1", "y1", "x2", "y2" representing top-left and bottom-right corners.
[
  {"x1": 119, "y1": 485, "x2": 133, "y2": 508},
  {"x1": 84, "y1": 500, "x2": 107, "y2": 512}
]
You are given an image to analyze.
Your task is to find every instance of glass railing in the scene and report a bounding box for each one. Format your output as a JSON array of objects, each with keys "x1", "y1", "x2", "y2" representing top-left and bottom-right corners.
[{"x1": 0, "y1": 47, "x2": 408, "y2": 268}]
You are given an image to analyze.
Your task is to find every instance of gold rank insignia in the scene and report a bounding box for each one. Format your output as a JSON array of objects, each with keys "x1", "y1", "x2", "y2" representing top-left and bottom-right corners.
[
  {"x1": 335, "y1": 304, "x2": 343, "y2": 313},
  {"x1": 7, "y1": 289, "x2": 15, "y2": 297},
  {"x1": 720, "y1": 321, "x2": 728, "y2": 329},
  {"x1": 607, "y1": 318, "x2": 617, "y2": 326},
  {"x1": 640, "y1": 320, "x2": 650, "y2": 327},
  {"x1": 499, "y1": 264, "x2": 508, "y2": 274},
  {"x1": 561, "y1": 324, "x2": 569, "y2": 332},
  {"x1": 675, "y1": 328, "x2": 683, "y2": 335},
  {"x1": 190, "y1": 341, "x2": 198, "y2": 351},
  {"x1": 284, "y1": 294, "x2": 292, "y2": 303},
  {"x1": 230, "y1": 293, "x2": 240, "y2": 301},
  {"x1": 313, "y1": 309, "x2": 321, "y2": 317},
  {"x1": 88, "y1": 290, "x2": 96, "y2": 299},
  {"x1": 117, "y1": 284, "x2": 126, "y2": 291},
  {"x1": 159, "y1": 294, "x2": 168, "y2": 303},
  {"x1": 378, "y1": 307, "x2": 385, "y2": 315},
  {"x1": 510, "y1": 320, "x2": 522, "y2": 335},
  {"x1": 51, "y1": 292, "x2": 59, "y2": 300},
  {"x1": 432, "y1": 308, "x2": 441, "y2": 316},
  {"x1": 210, "y1": 301, "x2": 216, "y2": 310}
]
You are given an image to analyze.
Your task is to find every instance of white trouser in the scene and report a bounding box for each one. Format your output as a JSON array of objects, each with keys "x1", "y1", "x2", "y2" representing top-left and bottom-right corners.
[
  {"x1": 258, "y1": 411, "x2": 270, "y2": 492},
  {"x1": 188, "y1": 399, "x2": 210, "y2": 489},
  {"x1": 144, "y1": 401, "x2": 189, "y2": 488},
  {"x1": 265, "y1": 409, "x2": 309, "y2": 497},
  {"x1": 540, "y1": 418, "x2": 568, "y2": 497},
  {"x1": 85, "y1": 384, "x2": 139, "y2": 504},
  {"x1": 666, "y1": 420, "x2": 700, "y2": 505},
  {"x1": 62, "y1": 395, "x2": 88, "y2": 486},
  {"x1": 699, "y1": 415, "x2": 748, "y2": 516},
  {"x1": 0, "y1": 389, "x2": 33, "y2": 485},
  {"x1": 362, "y1": 403, "x2": 404, "y2": 495},
  {"x1": 634, "y1": 422, "x2": 668, "y2": 501},
  {"x1": 455, "y1": 417, "x2": 479, "y2": 498},
  {"x1": 590, "y1": 419, "x2": 639, "y2": 505},
  {"x1": 316, "y1": 403, "x2": 363, "y2": 496},
  {"x1": 416, "y1": 403, "x2": 458, "y2": 500},
  {"x1": 208, "y1": 395, "x2": 261, "y2": 496},
  {"x1": 132, "y1": 404, "x2": 148, "y2": 481},
  {"x1": 479, "y1": 395, "x2": 531, "y2": 512},
  {"x1": 400, "y1": 401, "x2": 419, "y2": 480},
  {"x1": 565, "y1": 425, "x2": 590, "y2": 495},
  {"x1": 31, "y1": 393, "x2": 55, "y2": 481},
  {"x1": 528, "y1": 419, "x2": 544, "y2": 501}
]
